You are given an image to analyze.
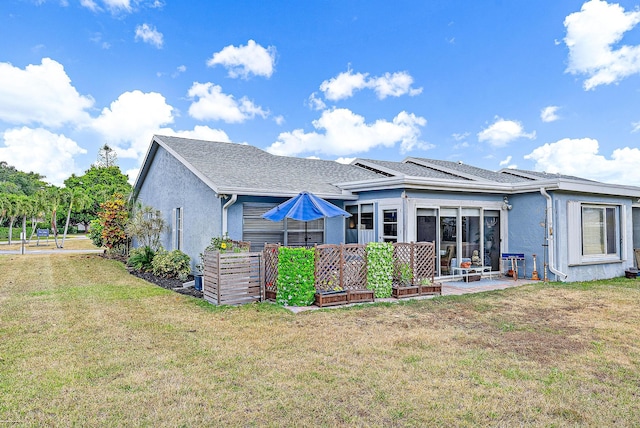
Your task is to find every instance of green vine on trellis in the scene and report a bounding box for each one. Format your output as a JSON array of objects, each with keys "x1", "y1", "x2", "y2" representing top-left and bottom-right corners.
[
  {"x1": 276, "y1": 247, "x2": 316, "y2": 306},
  {"x1": 366, "y1": 242, "x2": 393, "y2": 298}
]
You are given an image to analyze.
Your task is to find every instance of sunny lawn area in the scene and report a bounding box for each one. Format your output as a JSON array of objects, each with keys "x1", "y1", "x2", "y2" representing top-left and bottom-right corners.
[{"x1": 1, "y1": 252, "x2": 640, "y2": 426}]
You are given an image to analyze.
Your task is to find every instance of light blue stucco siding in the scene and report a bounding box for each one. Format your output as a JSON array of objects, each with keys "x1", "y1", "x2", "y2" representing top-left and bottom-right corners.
[
  {"x1": 505, "y1": 193, "x2": 548, "y2": 280},
  {"x1": 552, "y1": 191, "x2": 634, "y2": 282},
  {"x1": 136, "y1": 145, "x2": 221, "y2": 269},
  {"x1": 633, "y1": 207, "x2": 640, "y2": 251}
]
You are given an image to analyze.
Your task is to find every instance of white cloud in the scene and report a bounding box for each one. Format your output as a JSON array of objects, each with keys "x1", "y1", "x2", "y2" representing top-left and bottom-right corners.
[
  {"x1": 0, "y1": 58, "x2": 94, "y2": 128},
  {"x1": 80, "y1": 0, "x2": 99, "y2": 11},
  {"x1": 307, "y1": 92, "x2": 327, "y2": 111},
  {"x1": 103, "y1": 0, "x2": 131, "y2": 12},
  {"x1": 319, "y1": 68, "x2": 422, "y2": 101},
  {"x1": 273, "y1": 115, "x2": 285, "y2": 125},
  {"x1": 0, "y1": 127, "x2": 87, "y2": 186},
  {"x1": 156, "y1": 125, "x2": 231, "y2": 143},
  {"x1": 524, "y1": 137, "x2": 640, "y2": 184},
  {"x1": 91, "y1": 90, "x2": 174, "y2": 160},
  {"x1": 564, "y1": 0, "x2": 640, "y2": 90},
  {"x1": 477, "y1": 117, "x2": 536, "y2": 147},
  {"x1": 320, "y1": 69, "x2": 369, "y2": 101},
  {"x1": 335, "y1": 157, "x2": 356, "y2": 165},
  {"x1": 207, "y1": 40, "x2": 276, "y2": 79},
  {"x1": 79, "y1": 0, "x2": 131, "y2": 13},
  {"x1": 266, "y1": 108, "x2": 429, "y2": 157},
  {"x1": 135, "y1": 24, "x2": 163, "y2": 48},
  {"x1": 499, "y1": 156, "x2": 512, "y2": 167},
  {"x1": 187, "y1": 82, "x2": 268, "y2": 123},
  {"x1": 452, "y1": 132, "x2": 470, "y2": 141},
  {"x1": 632, "y1": 121, "x2": 640, "y2": 133},
  {"x1": 541, "y1": 105, "x2": 560, "y2": 122}
]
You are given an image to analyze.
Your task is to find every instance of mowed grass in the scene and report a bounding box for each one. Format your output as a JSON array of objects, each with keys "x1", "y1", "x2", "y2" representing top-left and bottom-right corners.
[
  {"x1": 1, "y1": 235, "x2": 99, "y2": 252},
  {"x1": 1, "y1": 254, "x2": 640, "y2": 426}
]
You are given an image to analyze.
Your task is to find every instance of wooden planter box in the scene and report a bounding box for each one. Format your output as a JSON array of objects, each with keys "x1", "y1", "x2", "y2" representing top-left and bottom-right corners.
[
  {"x1": 464, "y1": 274, "x2": 481, "y2": 282},
  {"x1": 315, "y1": 290, "x2": 349, "y2": 307},
  {"x1": 264, "y1": 289, "x2": 277, "y2": 301},
  {"x1": 392, "y1": 285, "x2": 420, "y2": 298},
  {"x1": 347, "y1": 289, "x2": 375, "y2": 304},
  {"x1": 419, "y1": 284, "x2": 442, "y2": 295}
]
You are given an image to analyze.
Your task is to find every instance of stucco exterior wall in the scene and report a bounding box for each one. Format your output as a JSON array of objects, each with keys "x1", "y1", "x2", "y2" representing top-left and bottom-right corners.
[
  {"x1": 633, "y1": 207, "x2": 640, "y2": 252},
  {"x1": 504, "y1": 193, "x2": 547, "y2": 279},
  {"x1": 136, "y1": 146, "x2": 221, "y2": 269},
  {"x1": 552, "y1": 191, "x2": 634, "y2": 282}
]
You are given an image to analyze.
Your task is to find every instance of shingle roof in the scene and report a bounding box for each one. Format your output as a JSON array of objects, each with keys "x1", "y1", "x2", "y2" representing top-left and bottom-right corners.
[
  {"x1": 407, "y1": 158, "x2": 531, "y2": 183},
  {"x1": 154, "y1": 135, "x2": 384, "y2": 196},
  {"x1": 355, "y1": 159, "x2": 470, "y2": 180},
  {"x1": 498, "y1": 168, "x2": 596, "y2": 183}
]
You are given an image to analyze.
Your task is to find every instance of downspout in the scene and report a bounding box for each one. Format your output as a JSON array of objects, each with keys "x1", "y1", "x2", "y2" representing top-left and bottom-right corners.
[
  {"x1": 221, "y1": 194, "x2": 237, "y2": 236},
  {"x1": 540, "y1": 187, "x2": 568, "y2": 281}
]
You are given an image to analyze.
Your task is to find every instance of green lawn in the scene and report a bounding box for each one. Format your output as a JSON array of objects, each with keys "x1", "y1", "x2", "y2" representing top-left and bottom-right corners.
[{"x1": 1, "y1": 253, "x2": 640, "y2": 426}]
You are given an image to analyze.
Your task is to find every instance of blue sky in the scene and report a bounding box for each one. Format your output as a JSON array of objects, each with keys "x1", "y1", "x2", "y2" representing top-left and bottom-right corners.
[{"x1": 1, "y1": 0, "x2": 640, "y2": 186}]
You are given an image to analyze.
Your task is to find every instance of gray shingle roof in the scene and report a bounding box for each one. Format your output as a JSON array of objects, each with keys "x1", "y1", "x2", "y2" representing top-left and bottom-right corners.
[
  {"x1": 408, "y1": 158, "x2": 531, "y2": 183},
  {"x1": 356, "y1": 158, "x2": 471, "y2": 180},
  {"x1": 155, "y1": 135, "x2": 384, "y2": 196},
  {"x1": 498, "y1": 168, "x2": 596, "y2": 183}
]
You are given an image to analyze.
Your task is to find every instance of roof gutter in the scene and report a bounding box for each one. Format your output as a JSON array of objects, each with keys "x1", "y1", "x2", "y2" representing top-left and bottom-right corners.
[
  {"x1": 221, "y1": 194, "x2": 238, "y2": 235},
  {"x1": 540, "y1": 187, "x2": 568, "y2": 281}
]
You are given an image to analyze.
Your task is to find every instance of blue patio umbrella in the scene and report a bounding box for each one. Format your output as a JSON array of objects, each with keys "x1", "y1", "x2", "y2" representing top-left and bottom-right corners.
[{"x1": 262, "y1": 191, "x2": 352, "y2": 245}]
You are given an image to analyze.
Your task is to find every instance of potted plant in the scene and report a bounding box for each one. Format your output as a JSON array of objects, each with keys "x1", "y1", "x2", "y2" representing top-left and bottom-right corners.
[
  {"x1": 392, "y1": 262, "x2": 420, "y2": 298},
  {"x1": 418, "y1": 277, "x2": 441, "y2": 295}
]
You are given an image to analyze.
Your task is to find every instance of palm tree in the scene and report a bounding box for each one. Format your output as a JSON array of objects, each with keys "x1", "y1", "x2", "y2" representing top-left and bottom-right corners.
[
  {"x1": 0, "y1": 193, "x2": 8, "y2": 228},
  {"x1": 5, "y1": 194, "x2": 28, "y2": 245},
  {"x1": 45, "y1": 186, "x2": 64, "y2": 248},
  {"x1": 61, "y1": 188, "x2": 92, "y2": 247},
  {"x1": 27, "y1": 189, "x2": 48, "y2": 243}
]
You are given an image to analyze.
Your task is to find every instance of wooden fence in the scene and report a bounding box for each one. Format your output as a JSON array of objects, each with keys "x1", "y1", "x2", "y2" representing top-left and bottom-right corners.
[
  {"x1": 263, "y1": 241, "x2": 436, "y2": 300},
  {"x1": 203, "y1": 251, "x2": 264, "y2": 305}
]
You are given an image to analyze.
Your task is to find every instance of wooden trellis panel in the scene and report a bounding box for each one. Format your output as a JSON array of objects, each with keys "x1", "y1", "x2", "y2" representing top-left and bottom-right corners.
[
  {"x1": 203, "y1": 251, "x2": 264, "y2": 305},
  {"x1": 314, "y1": 244, "x2": 368, "y2": 292},
  {"x1": 263, "y1": 243, "x2": 280, "y2": 300},
  {"x1": 392, "y1": 242, "x2": 436, "y2": 286},
  {"x1": 413, "y1": 242, "x2": 436, "y2": 283}
]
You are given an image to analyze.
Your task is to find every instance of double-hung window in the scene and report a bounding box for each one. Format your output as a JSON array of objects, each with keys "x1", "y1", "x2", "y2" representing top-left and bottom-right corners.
[{"x1": 568, "y1": 201, "x2": 622, "y2": 264}]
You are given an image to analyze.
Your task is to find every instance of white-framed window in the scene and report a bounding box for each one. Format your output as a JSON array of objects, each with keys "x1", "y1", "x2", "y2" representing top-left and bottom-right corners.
[
  {"x1": 382, "y1": 208, "x2": 398, "y2": 242},
  {"x1": 568, "y1": 201, "x2": 623, "y2": 264},
  {"x1": 173, "y1": 207, "x2": 183, "y2": 250}
]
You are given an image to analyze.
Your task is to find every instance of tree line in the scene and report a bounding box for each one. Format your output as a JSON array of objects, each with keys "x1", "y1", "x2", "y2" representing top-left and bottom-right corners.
[{"x1": 0, "y1": 153, "x2": 132, "y2": 247}]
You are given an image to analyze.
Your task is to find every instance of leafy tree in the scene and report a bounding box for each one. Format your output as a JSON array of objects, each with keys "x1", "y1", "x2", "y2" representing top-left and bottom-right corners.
[
  {"x1": 98, "y1": 193, "x2": 129, "y2": 252},
  {"x1": 125, "y1": 204, "x2": 166, "y2": 251},
  {"x1": 63, "y1": 165, "x2": 132, "y2": 232},
  {"x1": 0, "y1": 161, "x2": 46, "y2": 196}
]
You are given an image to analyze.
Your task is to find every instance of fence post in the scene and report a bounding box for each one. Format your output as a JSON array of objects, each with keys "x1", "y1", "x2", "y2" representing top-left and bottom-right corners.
[
  {"x1": 339, "y1": 243, "x2": 345, "y2": 289},
  {"x1": 217, "y1": 251, "x2": 221, "y2": 305}
]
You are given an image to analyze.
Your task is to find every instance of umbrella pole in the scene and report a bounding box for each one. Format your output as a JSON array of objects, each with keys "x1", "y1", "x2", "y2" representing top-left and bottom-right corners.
[{"x1": 305, "y1": 222, "x2": 308, "y2": 247}]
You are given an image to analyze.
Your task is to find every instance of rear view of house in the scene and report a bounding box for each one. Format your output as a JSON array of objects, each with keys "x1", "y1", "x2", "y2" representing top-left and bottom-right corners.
[{"x1": 134, "y1": 135, "x2": 640, "y2": 283}]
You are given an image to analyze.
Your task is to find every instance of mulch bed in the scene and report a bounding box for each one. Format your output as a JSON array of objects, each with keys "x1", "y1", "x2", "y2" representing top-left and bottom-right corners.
[
  {"x1": 128, "y1": 270, "x2": 203, "y2": 298},
  {"x1": 101, "y1": 252, "x2": 203, "y2": 298}
]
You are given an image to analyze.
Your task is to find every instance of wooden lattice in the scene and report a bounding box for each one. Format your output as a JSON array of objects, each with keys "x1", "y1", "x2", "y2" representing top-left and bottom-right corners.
[
  {"x1": 263, "y1": 241, "x2": 436, "y2": 296},
  {"x1": 413, "y1": 242, "x2": 436, "y2": 283},
  {"x1": 263, "y1": 243, "x2": 280, "y2": 296},
  {"x1": 392, "y1": 242, "x2": 436, "y2": 286},
  {"x1": 314, "y1": 244, "x2": 367, "y2": 292}
]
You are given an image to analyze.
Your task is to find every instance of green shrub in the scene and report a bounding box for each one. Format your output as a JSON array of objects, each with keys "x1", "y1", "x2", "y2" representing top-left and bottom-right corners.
[
  {"x1": 151, "y1": 249, "x2": 191, "y2": 281},
  {"x1": 127, "y1": 246, "x2": 156, "y2": 272},
  {"x1": 88, "y1": 219, "x2": 103, "y2": 247},
  {"x1": 366, "y1": 242, "x2": 393, "y2": 297},
  {"x1": 276, "y1": 247, "x2": 316, "y2": 306}
]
